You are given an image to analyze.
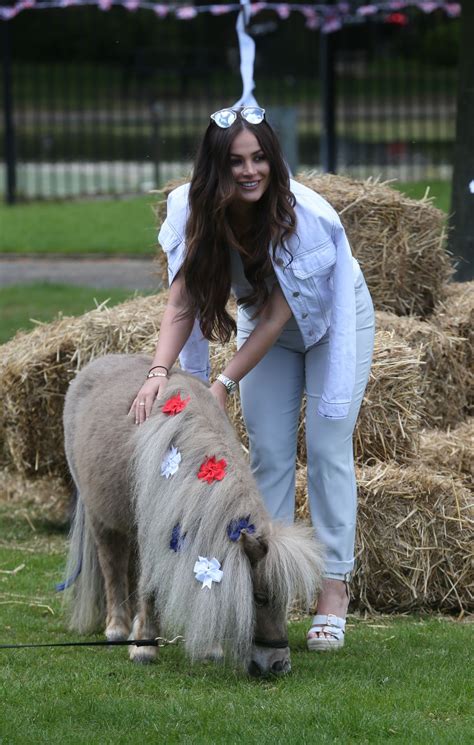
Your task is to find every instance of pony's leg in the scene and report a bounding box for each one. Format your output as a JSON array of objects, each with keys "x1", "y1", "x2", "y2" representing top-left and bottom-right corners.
[
  {"x1": 129, "y1": 593, "x2": 158, "y2": 664},
  {"x1": 93, "y1": 524, "x2": 132, "y2": 641}
]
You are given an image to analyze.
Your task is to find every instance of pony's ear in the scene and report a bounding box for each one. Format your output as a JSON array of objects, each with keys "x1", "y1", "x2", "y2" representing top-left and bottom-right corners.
[{"x1": 240, "y1": 530, "x2": 268, "y2": 566}]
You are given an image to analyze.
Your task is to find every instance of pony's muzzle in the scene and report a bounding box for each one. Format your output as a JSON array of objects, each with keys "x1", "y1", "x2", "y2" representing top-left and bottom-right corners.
[{"x1": 248, "y1": 647, "x2": 291, "y2": 677}]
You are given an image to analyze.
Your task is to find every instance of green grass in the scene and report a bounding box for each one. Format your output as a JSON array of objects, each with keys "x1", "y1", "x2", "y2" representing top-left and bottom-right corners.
[
  {"x1": 0, "y1": 503, "x2": 472, "y2": 745},
  {"x1": 0, "y1": 283, "x2": 144, "y2": 344},
  {"x1": 393, "y1": 179, "x2": 452, "y2": 215},
  {"x1": 0, "y1": 195, "x2": 160, "y2": 255},
  {"x1": 0, "y1": 181, "x2": 451, "y2": 256}
]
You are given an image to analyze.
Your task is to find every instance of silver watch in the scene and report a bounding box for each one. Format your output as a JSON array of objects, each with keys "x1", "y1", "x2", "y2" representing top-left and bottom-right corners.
[{"x1": 216, "y1": 373, "x2": 238, "y2": 394}]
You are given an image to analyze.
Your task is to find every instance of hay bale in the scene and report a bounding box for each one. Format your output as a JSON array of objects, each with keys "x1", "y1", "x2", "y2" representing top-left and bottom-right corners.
[
  {"x1": 376, "y1": 310, "x2": 469, "y2": 428},
  {"x1": 0, "y1": 294, "x2": 168, "y2": 477},
  {"x1": 419, "y1": 420, "x2": 473, "y2": 484},
  {"x1": 347, "y1": 328, "x2": 424, "y2": 464},
  {"x1": 296, "y1": 172, "x2": 452, "y2": 316},
  {"x1": 295, "y1": 462, "x2": 474, "y2": 613},
  {"x1": 156, "y1": 173, "x2": 452, "y2": 317},
  {"x1": 0, "y1": 295, "x2": 424, "y2": 481},
  {"x1": 0, "y1": 468, "x2": 70, "y2": 526},
  {"x1": 432, "y1": 281, "x2": 474, "y2": 416}
]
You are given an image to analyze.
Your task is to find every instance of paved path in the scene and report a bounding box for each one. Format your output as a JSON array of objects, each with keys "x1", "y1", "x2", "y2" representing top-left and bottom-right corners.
[{"x1": 0, "y1": 255, "x2": 161, "y2": 291}]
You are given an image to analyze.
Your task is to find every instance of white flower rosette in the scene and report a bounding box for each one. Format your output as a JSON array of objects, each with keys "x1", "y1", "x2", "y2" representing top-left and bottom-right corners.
[
  {"x1": 160, "y1": 444, "x2": 182, "y2": 479},
  {"x1": 193, "y1": 556, "x2": 223, "y2": 590}
]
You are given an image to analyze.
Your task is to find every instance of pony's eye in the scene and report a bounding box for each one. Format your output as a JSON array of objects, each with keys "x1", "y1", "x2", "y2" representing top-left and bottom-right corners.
[{"x1": 253, "y1": 592, "x2": 268, "y2": 607}]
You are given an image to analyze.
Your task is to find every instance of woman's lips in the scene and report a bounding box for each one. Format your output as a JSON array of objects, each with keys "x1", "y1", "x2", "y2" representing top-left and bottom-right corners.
[{"x1": 237, "y1": 181, "x2": 261, "y2": 190}]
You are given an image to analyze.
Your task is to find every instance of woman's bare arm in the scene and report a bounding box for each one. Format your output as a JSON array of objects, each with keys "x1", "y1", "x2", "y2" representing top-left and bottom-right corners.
[
  {"x1": 210, "y1": 283, "x2": 292, "y2": 407},
  {"x1": 129, "y1": 272, "x2": 194, "y2": 423}
]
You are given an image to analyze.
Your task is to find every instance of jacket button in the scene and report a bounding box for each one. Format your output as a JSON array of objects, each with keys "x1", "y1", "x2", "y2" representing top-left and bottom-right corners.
[
  {"x1": 301, "y1": 313, "x2": 308, "y2": 319},
  {"x1": 292, "y1": 291, "x2": 300, "y2": 297},
  {"x1": 275, "y1": 258, "x2": 284, "y2": 267},
  {"x1": 308, "y1": 330, "x2": 314, "y2": 337}
]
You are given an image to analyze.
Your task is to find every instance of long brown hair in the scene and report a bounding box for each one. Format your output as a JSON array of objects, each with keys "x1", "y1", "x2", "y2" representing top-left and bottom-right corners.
[{"x1": 180, "y1": 114, "x2": 297, "y2": 343}]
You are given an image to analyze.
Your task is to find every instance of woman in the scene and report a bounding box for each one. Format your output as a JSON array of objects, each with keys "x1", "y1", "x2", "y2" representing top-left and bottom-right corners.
[{"x1": 130, "y1": 106, "x2": 375, "y2": 651}]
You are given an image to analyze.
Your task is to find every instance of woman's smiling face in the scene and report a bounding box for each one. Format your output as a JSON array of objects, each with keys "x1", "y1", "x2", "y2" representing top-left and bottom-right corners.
[{"x1": 229, "y1": 129, "x2": 271, "y2": 206}]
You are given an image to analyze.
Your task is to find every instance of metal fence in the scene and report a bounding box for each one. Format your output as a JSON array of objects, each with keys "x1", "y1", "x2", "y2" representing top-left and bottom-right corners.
[{"x1": 0, "y1": 7, "x2": 459, "y2": 201}]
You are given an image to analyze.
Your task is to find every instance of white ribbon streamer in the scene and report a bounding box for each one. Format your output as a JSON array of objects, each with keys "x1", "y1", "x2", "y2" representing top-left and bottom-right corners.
[
  {"x1": 233, "y1": 0, "x2": 259, "y2": 108},
  {"x1": 193, "y1": 556, "x2": 224, "y2": 589}
]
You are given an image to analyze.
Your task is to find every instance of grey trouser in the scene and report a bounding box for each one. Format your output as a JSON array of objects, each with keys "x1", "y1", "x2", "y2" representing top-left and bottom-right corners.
[{"x1": 237, "y1": 275, "x2": 375, "y2": 579}]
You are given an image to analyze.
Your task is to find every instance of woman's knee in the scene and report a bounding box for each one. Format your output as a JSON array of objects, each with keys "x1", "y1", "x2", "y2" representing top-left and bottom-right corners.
[{"x1": 305, "y1": 424, "x2": 353, "y2": 465}]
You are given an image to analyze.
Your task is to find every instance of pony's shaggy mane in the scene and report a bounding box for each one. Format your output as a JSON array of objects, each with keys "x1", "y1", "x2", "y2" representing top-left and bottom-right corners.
[{"x1": 131, "y1": 371, "x2": 323, "y2": 664}]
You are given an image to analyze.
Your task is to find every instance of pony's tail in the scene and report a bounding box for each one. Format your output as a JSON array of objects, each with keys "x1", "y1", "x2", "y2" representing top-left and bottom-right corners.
[{"x1": 62, "y1": 493, "x2": 105, "y2": 633}]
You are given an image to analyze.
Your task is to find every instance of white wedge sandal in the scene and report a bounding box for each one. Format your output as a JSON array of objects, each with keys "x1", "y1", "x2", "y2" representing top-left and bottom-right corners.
[{"x1": 306, "y1": 613, "x2": 346, "y2": 651}]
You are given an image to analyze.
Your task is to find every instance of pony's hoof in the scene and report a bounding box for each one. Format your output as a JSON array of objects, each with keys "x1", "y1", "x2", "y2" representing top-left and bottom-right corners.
[
  {"x1": 202, "y1": 645, "x2": 224, "y2": 664},
  {"x1": 106, "y1": 626, "x2": 129, "y2": 642},
  {"x1": 129, "y1": 645, "x2": 157, "y2": 664}
]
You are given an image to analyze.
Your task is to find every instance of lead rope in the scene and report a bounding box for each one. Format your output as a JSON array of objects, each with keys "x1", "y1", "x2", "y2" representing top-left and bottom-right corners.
[{"x1": 0, "y1": 635, "x2": 184, "y2": 650}]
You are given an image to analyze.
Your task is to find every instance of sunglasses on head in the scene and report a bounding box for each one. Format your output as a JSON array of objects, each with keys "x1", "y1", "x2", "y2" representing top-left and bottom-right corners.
[{"x1": 210, "y1": 106, "x2": 266, "y2": 128}]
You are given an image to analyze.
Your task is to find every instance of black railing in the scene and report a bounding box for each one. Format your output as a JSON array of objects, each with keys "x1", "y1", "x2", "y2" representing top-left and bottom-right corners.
[{"x1": 0, "y1": 6, "x2": 459, "y2": 201}]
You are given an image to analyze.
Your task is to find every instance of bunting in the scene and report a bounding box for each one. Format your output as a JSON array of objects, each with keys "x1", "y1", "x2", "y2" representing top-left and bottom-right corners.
[{"x1": 0, "y1": 2, "x2": 462, "y2": 31}]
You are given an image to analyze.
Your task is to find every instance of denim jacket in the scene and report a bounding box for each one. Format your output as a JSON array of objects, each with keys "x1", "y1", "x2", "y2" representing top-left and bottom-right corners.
[{"x1": 158, "y1": 179, "x2": 362, "y2": 419}]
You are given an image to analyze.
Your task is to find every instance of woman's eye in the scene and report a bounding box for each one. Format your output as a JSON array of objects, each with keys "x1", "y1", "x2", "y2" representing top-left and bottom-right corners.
[{"x1": 230, "y1": 159, "x2": 241, "y2": 167}]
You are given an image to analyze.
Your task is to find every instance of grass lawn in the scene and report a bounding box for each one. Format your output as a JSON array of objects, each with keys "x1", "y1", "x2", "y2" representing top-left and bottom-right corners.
[
  {"x1": 0, "y1": 181, "x2": 450, "y2": 255},
  {"x1": 0, "y1": 498, "x2": 472, "y2": 745},
  {"x1": 0, "y1": 283, "x2": 146, "y2": 345},
  {"x1": 392, "y1": 179, "x2": 452, "y2": 215},
  {"x1": 0, "y1": 195, "x2": 161, "y2": 255},
  {"x1": 0, "y1": 281, "x2": 471, "y2": 743}
]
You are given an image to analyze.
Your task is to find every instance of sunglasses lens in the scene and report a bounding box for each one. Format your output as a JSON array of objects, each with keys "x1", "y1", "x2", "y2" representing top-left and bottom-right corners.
[
  {"x1": 241, "y1": 107, "x2": 265, "y2": 124},
  {"x1": 211, "y1": 109, "x2": 237, "y2": 128}
]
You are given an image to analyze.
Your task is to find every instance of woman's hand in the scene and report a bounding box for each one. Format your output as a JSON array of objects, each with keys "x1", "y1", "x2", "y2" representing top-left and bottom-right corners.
[
  {"x1": 209, "y1": 380, "x2": 228, "y2": 411},
  {"x1": 128, "y1": 377, "x2": 169, "y2": 425}
]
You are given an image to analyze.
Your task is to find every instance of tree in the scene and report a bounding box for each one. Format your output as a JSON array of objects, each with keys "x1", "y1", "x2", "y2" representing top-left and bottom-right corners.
[{"x1": 449, "y1": 0, "x2": 474, "y2": 281}]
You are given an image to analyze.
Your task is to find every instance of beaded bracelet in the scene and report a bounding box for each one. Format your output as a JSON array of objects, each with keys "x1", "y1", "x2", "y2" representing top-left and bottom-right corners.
[
  {"x1": 149, "y1": 365, "x2": 169, "y2": 374},
  {"x1": 147, "y1": 371, "x2": 168, "y2": 380}
]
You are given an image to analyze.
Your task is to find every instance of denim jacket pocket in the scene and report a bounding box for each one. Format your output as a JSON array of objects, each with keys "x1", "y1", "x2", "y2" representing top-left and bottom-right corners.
[{"x1": 290, "y1": 241, "x2": 336, "y2": 278}]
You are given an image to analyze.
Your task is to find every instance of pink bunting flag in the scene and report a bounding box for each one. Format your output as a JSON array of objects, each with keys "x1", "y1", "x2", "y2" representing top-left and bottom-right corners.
[
  {"x1": 276, "y1": 4, "x2": 290, "y2": 20},
  {"x1": 210, "y1": 4, "x2": 234, "y2": 15},
  {"x1": 445, "y1": 3, "x2": 461, "y2": 17},
  {"x1": 357, "y1": 4, "x2": 378, "y2": 16},
  {"x1": 322, "y1": 15, "x2": 342, "y2": 32},
  {"x1": 0, "y1": 6, "x2": 18, "y2": 19},
  {"x1": 419, "y1": 2, "x2": 439, "y2": 13},
  {"x1": 153, "y1": 4, "x2": 168, "y2": 18},
  {"x1": 176, "y1": 6, "x2": 198, "y2": 20}
]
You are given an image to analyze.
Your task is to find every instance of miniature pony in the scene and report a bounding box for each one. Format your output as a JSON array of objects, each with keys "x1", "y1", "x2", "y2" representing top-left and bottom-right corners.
[{"x1": 62, "y1": 354, "x2": 323, "y2": 675}]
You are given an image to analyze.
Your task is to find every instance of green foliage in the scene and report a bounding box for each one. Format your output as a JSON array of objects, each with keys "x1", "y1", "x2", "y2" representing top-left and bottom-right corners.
[{"x1": 0, "y1": 503, "x2": 472, "y2": 744}]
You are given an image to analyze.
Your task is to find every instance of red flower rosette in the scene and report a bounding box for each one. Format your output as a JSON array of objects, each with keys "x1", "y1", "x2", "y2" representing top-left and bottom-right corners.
[
  {"x1": 197, "y1": 456, "x2": 227, "y2": 484},
  {"x1": 162, "y1": 392, "x2": 190, "y2": 415}
]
